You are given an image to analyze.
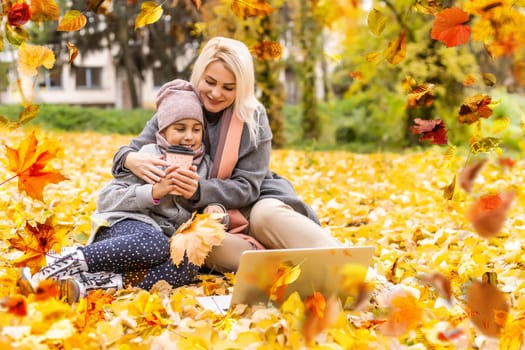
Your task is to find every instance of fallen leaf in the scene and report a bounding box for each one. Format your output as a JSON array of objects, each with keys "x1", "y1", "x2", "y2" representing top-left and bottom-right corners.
[{"x1": 1, "y1": 295, "x2": 28, "y2": 316}]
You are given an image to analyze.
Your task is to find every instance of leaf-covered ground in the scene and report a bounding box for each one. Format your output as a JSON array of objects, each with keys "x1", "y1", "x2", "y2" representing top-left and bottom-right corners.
[{"x1": 0, "y1": 129, "x2": 524, "y2": 349}]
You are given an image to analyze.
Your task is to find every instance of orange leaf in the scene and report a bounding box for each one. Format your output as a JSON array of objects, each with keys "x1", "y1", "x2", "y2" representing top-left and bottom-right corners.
[
  {"x1": 407, "y1": 83, "x2": 435, "y2": 108},
  {"x1": 34, "y1": 279, "x2": 60, "y2": 301},
  {"x1": 66, "y1": 41, "x2": 79, "y2": 64},
  {"x1": 57, "y1": 10, "x2": 87, "y2": 31},
  {"x1": 431, "y1": 7, "x2": 471, "y2": 47},
  {"x1": 4, "y1": 131, "x2": 67, "y2": 201},
  {"x1": 467, "y1": 280, "x2": 509, "y2": 337},
  {"x1": 383, "y1": 30, "x2": 406, "y2": 65},
  {"x1": 379, "y1": 288, "x2": 423, "y2": 337},
  {"x1": 458, "y1": 94, "x2": 493, "y2": 124},
  {"x1": 458, "y1": 159, "x2": 487, "y2": 193},
  {"x1": 17, "y1": 43, "x2": 55, "y2": 77},
  {"x1": 8, "y1": 217, "x2": 64, "y2": 272},
  {"x1": 303, "y1": 294, "x2": 340, "y2": 345},
  {"x1": 467, "y1": 191, "x2": 516, "y2": 238},
  {"x1": 230, "y1": 0, "x2": 274, "y2": 20},
  {"x1": 1, "y1": 295, "x2": 28, "y2": 316},
  {"x1": 30, "y1": 0, "x2": 60, "y2": 22},
  {"x1": 250, "y1": 41, "x2": 282, "y2": 60}
]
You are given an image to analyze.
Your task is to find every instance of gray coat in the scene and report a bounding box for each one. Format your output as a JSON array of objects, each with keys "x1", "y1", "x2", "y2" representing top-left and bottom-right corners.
[
  {"x1": 91, "y1": 144, "x2": 212, "y2": 243},
  {"x1": 112, "y1": 105, "x2": 320, "y2": 225}
]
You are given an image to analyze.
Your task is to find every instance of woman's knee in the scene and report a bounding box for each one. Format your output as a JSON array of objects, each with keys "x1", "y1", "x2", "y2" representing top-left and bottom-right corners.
[{"x1": 250, "y1": 198, "x2": 285, "y2": 230}]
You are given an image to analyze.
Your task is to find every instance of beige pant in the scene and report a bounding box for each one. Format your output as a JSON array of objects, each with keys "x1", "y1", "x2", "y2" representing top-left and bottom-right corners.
[{"x1": 204, "y1": 198, "x2": 342, "y2": 273}]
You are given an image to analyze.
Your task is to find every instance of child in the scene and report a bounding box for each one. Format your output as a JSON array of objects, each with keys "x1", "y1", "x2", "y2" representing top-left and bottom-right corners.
[{"x1": 21, "y1": 79, "x2": 222, "y2": 302}]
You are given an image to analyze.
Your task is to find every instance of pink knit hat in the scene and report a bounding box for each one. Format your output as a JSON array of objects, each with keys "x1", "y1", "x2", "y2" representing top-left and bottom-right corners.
[{"x1": 156, "y1": 79, "x2": 203, "y2": 132}]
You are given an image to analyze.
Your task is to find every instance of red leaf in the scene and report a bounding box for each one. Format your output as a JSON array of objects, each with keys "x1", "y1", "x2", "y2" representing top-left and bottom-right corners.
[
  {"x1": 1, "y1": 295, "x2": 28, "y2": 316},
  {"x1": 410, "y1": 118, "x2": 448, "y2": 145},
  {"x1": 8, "y1": 2, "x2": 31, "y2": 27},
  {"x1": 431, "y1": 7, "x2": 471, "y2": 47}
]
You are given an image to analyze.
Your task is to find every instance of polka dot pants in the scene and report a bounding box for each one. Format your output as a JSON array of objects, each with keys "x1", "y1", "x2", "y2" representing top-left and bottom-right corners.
[{"x1": 81, "y1": 219, "x2": 198, "y2": 290}]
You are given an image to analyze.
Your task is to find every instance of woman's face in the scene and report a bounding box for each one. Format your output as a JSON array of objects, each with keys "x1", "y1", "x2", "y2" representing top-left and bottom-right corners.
[{"x1": 196, "y1": 60, "x2": 236, "y2": 113}]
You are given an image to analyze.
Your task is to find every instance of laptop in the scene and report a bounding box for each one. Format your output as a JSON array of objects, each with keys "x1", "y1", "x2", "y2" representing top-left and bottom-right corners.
[{"x1": 197, "y1": 246, "x2": 375, "y2": 313}]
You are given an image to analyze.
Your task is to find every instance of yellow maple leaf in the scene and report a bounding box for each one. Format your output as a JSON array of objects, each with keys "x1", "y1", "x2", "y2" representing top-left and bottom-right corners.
[
  {"x1": 57, "y1": 10, "x2": 87, "y2": 31},
  {"x1": 135, "y1": 1, "x2": 164, "y2": 30},
  {"x1": 17, "y1": 43, "x2": 55, "y2": 77},
  {"x1": 8, "y1": 217, "x2": 65, "y2": 273},
  {"x1": 4, "y1": 130, "x2": 68, "y2": 201},
  {"x1": 30, "y1": 0, "x2": 60, "y2": 22},
  {"x1": 170, "y1": 213, "x2": 226, "y2": 267},
  {"x1": 230, "y1": 0, "x2": 274, "y2": 20}
]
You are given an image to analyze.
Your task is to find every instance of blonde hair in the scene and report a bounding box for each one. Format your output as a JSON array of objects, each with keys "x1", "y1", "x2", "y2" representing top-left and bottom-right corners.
[{"x1": 190, "y1": 36, "x2": 261, "y2": 143}]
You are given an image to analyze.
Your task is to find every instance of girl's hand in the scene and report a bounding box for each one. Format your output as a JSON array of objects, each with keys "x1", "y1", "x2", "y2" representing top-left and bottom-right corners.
[
  {"x1": 151, "y1": 176, "x2": 176, "y2": 200},
  {"x1": 124, "y1": 152, "x2": 169, "y2": 184},
  {"x1": 168, "y1": 165, "x2": 200, "y2": 199}
]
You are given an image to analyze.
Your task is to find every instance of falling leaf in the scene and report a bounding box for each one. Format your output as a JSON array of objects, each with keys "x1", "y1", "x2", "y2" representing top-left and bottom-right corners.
[
  {"x1": 66, "y1": 42, "x2": 79, "y2": 64},
  {"x1": 8, "y1": 217, "x2": 65, "y2": 273},
  {"x1": 30, "y1": 0, "x2": 60, "y2": 22},
  {"x1": 492, "y1": 116, "x2": 510, "y2": 134},
  {"x1": 170, "y1": 213, "x2": 226, "y2": 266},
  {"x1": 378, "y1": 288, "x2": 423, "y2": 337},
  {"x1": 437, "y1": 327, "x2": 465, "y2": 341},
  {"x1": 442, "y1": 175, "x2": 456, "y2": 200},
  {"x1": 230, "y1": 0, "x2": 274, "y2": 20},
  {"x1": 407, "y1": 83, "x2": 435, "y2": 108},
  {"x1": 458, "y1": 94, "x2": 493, "y2": 124},
  {"x1": 467, "y1": 280, "x2": 509, "y2": 337},
  {"x1": 8, "y1": 2, "x2": 31, "y2": 27},
  {"x1": 481, "y1": 72, "x2": 497, "y2": 87},
  {"x1": 413, "y1": 0, "x2": 443, "y2": 14},
  {"x1": 134, "y1": 1, "x2": 164, "y2": 30},
  {"x1": 458, "y1": 159, "x2": 487, "y2": 193},
  {"x1": 463, "y1": 74, "x2": 476, "y2": 86},
  {"x1": 470, "y1": 137, "x2": 501, "y2": 154},
  {"x1": 497, "y1": 157, "x2": 515, "y2": 169},
  {"x1": 17, "y1": 43, "x2": 55, "y2": 77},
  {"x1": 269, "y1": 261, "x2": 302, "y2": 303},
  {"x1": 349, "y1": 71, "x2": 363, "y2": 80},
  {"x1": 383, "y1": 30, "x2": 406, "y2": 65},
  {"x1": 303, "y1": 294, "x2": 340, "y2": 345},
  {"x1": 368, "y1": 8, "x2": 387, "y2": 36},
  {"x1": 466, "y1": 191, "x2": 516, "y2": 238},
  {"x1": 57, "y1": 10, "x2": 87, "y2": 31},
  {"x1": 250, "y1": 41, "x2": 282, "y2": 60},
  {"x1": 190, "y1": 0, "x2": 202, "y2": 9},
  {"x1": 5, "y1": 23, "x2": 30, "y2": 46},
  {"x1": 420, "y1": 272, "x2": 453, "y2": 304},
  {"x1": 4, "y1": 131, "x2": 67, "y2": 201},
  {"x1": 410, "y1": 118, "x2": 448, "y2": 145},
  {"x1": 366, "y1": 51, "x2": 383, "y2": 63},
  {"x1": 86, "y1": 0, "x2": 111, "y2": 14},
  {"x1": 431, "y1": 7, "x2": 471, "y2": 47}
]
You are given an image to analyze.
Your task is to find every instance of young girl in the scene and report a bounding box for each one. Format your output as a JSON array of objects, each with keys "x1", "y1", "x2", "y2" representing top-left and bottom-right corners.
[{"x1": 22, "y1": 79, "x2": 218, "y2": 302}]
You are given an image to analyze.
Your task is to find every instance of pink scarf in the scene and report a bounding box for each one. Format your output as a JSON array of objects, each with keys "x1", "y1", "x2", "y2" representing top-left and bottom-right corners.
[{"x1": 211, "y1": 107, "x2": 265, "y2": 250}]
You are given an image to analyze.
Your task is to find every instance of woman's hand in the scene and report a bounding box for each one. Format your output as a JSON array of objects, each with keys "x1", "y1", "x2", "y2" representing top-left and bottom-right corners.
[
  {"x1": 124, "y1": 152, "x2": 168, "y2": 184},
  {"x1": 166, "y1": 165, "x2": 200, "y2": 199}
]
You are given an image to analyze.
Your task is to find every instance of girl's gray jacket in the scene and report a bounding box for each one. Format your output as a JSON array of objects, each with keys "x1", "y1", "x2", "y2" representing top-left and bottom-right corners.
[
  {"x1": 111, "y1": 105, "x2": 320, "y2": 226},
  {"x1": 90, "y1": 144, "x2": 211, "y2": 243}
]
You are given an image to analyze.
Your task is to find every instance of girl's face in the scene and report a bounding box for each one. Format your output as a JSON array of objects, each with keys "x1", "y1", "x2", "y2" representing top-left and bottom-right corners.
[
  {"x1": 196, "y1": 60, "x2": 236, "y2": 113},
  {"x1": 162, "y1": 119, "x2": 203, "y2": 151}
]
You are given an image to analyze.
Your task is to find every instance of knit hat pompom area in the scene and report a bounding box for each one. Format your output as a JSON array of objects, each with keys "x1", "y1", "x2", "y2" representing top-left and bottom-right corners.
[{"x1": 156, "y1": 79, "x2": 204, "y2": 132}]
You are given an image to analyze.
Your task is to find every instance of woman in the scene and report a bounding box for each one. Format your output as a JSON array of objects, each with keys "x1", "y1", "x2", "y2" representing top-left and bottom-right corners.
[{"x1": 112, "y1": 36, "x2": 342, "y2": 273}]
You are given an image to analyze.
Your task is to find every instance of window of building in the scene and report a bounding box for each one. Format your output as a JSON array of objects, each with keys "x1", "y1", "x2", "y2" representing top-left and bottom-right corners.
[
  {"x1": 38, "y1": 67, "x2": 63, "y2": 89},
  {"x1": 76, "y1": 67, "x2": 102, "y2": 89}
]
